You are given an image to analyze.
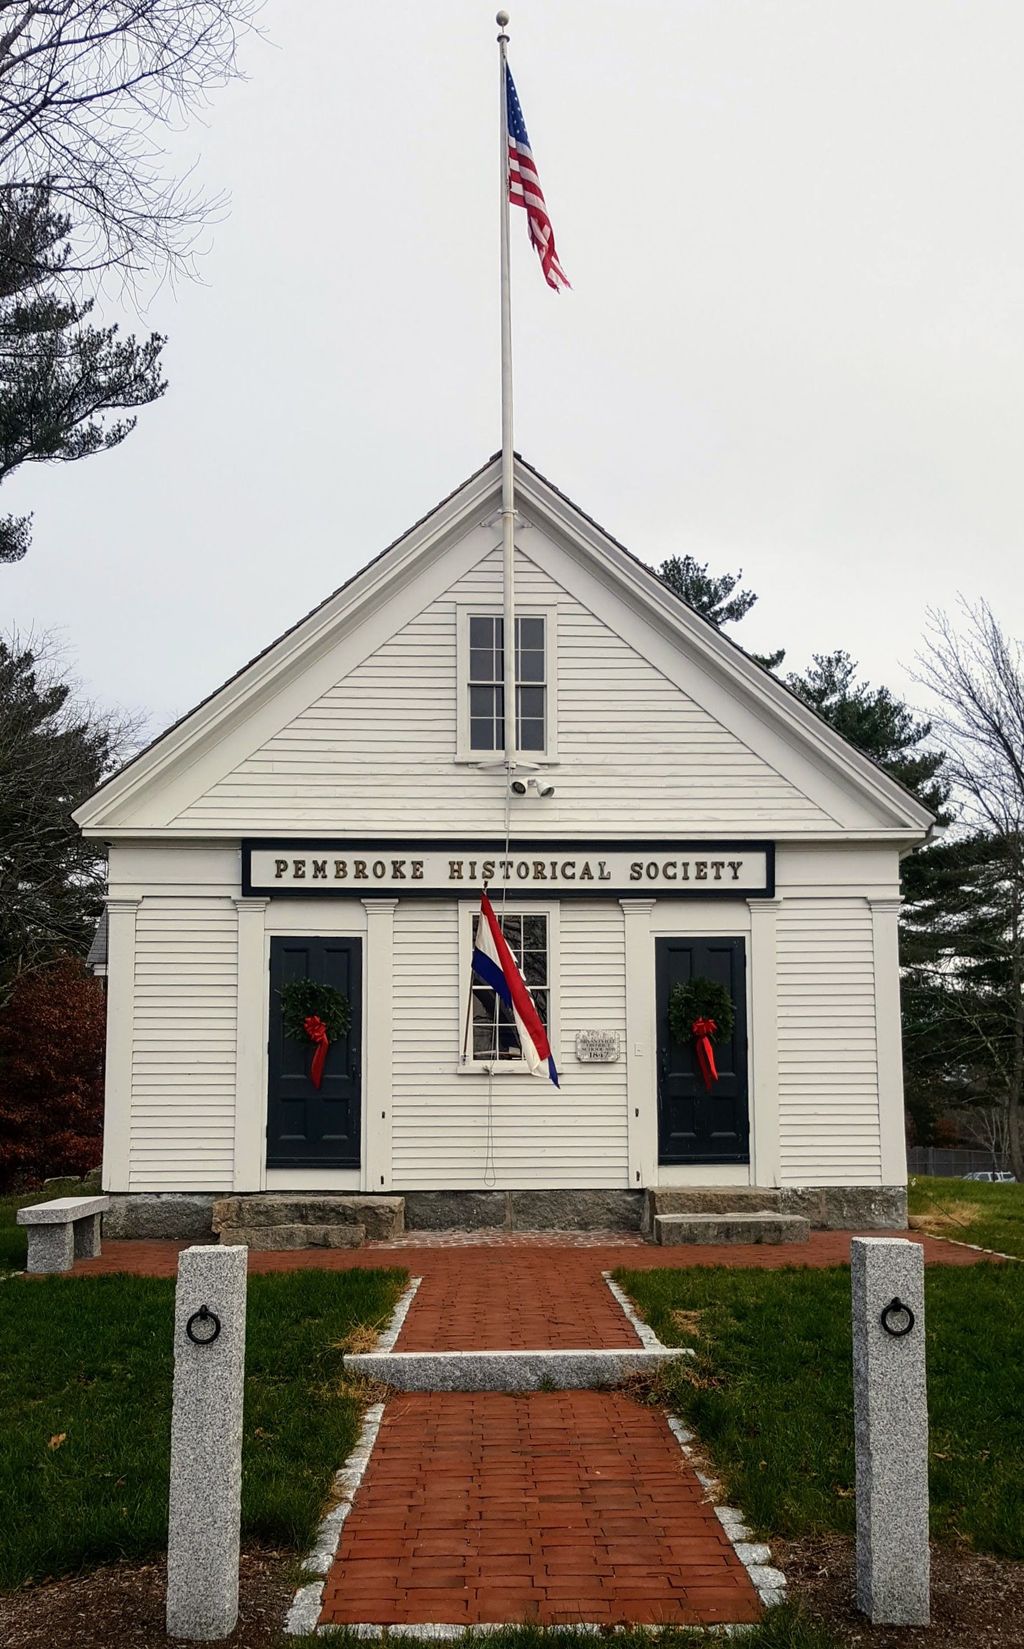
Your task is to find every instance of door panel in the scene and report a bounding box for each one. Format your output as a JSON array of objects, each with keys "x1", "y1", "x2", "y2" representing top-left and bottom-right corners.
[
  {"x1": 267, "y1": 936, "x2": 362, "y2": 1169},
  {"x1": 656, "y1": 936, "x2": 749, "y2": 1164}
]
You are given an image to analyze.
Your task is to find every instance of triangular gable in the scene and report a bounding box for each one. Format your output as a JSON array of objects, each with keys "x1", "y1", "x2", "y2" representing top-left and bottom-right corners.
[
  {"x1": 167, "y1": 541, "x2": 835, "y2": 835},
  {"x1": 75, "y1": 455, "x2": 933, "y2": 837}
]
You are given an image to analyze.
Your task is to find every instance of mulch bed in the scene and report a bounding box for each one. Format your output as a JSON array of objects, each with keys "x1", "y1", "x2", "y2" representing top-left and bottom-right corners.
[
  {"x1": 0, "y1": 1545, "x2": 295, "y2": 1649},
  {"x1": 779, "y1": 1533, "x2": 1024, "y2": 1648},
  {"x1": 5, "y1": 1532, "x2": 1024, "y2": 1646}
]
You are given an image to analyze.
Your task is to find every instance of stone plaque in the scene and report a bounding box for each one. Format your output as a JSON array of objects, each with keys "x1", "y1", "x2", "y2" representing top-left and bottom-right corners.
[{"x1": 575, "y1": 1030, "x2": 621, "y2": 1063}]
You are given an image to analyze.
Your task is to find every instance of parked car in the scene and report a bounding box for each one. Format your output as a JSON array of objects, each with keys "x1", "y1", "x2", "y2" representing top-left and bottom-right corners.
[{"x1": 962, "y1": 1170, "x2": 1016, "y2": 1182}]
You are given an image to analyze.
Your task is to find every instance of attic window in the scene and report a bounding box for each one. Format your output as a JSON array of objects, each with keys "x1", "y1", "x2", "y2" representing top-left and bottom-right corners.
[{"x1": 457, "y1": 607, "x2": 557, "y2": 762}]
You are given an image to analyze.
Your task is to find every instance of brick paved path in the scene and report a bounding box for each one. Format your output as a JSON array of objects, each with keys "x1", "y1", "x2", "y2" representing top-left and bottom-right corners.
[{"x1": 320, "y1": 1392, "x2": 762, "y2": 1628}]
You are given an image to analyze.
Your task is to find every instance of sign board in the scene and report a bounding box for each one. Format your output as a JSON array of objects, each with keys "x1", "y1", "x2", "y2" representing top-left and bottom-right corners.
[
  {"x1": 575, "y1": 1031, "x2": 621, "y2": 1063},
  {"x1": 242, "y1": 839, "x2": 775, "y2": 900}
]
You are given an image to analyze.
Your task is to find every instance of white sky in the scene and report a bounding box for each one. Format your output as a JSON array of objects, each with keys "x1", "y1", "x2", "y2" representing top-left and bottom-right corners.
[{"x1": 4, "y1": 0, "x2": 1023, "y2": 738}]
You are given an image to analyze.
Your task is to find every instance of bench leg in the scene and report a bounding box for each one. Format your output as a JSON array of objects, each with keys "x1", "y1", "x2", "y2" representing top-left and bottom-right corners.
[
  {"x1": 74, "y1": 1213, "x2": 102, "y2": 1260},
  {"x1": 26, "y1": 1224, "x2": 74, "y2": 1274}
]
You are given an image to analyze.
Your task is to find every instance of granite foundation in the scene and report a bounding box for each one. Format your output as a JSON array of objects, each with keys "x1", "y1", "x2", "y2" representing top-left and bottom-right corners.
[{"x1": 99, "y1": 1184, "x2": 907, "y2": 1241}]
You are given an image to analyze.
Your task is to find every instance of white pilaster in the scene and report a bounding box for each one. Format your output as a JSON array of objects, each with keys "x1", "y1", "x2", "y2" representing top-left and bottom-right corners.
[
  {"x1": 620, "y1": 899, "x2": 657, "y2": 1188},
  {"x1": 362, "y1": 899, "x2": 398, "y2": 1192},
  {"x1": 102, "y1": 897, "x2": 140, "y2": 1192},
  {"x1": 870, "y1": 897, "x2": 907, "y2": 1185},
  {"x1": 233, "y1": 898, "x2": 268, "y2": 1191},
  {"x1": 748, "y1": 898, "x2": 782, "y2": 1188}
]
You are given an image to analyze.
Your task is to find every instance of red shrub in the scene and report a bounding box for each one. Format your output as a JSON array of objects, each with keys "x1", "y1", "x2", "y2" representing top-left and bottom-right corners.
[{"x1": 0, "y1": 957, "x2": 105, "y2": 1189}]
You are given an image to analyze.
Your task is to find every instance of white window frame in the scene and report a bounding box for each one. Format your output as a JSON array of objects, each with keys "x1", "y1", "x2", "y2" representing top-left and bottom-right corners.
[
  {"x1": 456, "y1": 898, "x2": 561, "y2": 1075},
  {"x1": 455, "y1": 602, "x2": 559, "y2": 763}
]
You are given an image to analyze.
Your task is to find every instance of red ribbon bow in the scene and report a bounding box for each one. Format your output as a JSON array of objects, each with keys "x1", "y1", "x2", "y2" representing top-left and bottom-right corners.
[
  {"x1": 303, "y1": 1014, "x2": 330, "y2": 1089},
  {"x1": 691, "y1": 1017, "x2": 719, "y2": 1091}
]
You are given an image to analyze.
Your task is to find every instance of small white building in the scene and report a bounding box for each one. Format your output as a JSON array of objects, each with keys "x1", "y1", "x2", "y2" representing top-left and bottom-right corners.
[{"x1": 76, "y1": 456, "x2": 932, "y2": 1240}]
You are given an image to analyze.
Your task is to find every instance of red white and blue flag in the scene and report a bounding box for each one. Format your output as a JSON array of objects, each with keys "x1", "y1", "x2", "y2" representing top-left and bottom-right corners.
[
  {"x1": 506, "y1": 64, "x2": 569, "y2": 292},
  {"x1": 472, "y1": 893, "x2": 559, "y2": 1086}
]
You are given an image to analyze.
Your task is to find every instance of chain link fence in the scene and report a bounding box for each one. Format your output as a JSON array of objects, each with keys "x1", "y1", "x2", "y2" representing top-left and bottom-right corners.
[{"x1": 907, "y1": 1145, "x2": 1011, "y2": 1179}]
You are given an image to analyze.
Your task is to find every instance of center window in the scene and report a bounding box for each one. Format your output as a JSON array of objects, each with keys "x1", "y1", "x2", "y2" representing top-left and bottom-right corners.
[
  {"x1": 471, "y1": 910, "x2": 549, "y2": 1062},
  {"x1": 468, "y1": 614, "x2": 546, "y2": 753}
]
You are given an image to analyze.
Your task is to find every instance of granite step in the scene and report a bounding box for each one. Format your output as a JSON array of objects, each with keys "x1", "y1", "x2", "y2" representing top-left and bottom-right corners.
[
  {"x1": 643, "y1": 1187, "x2": 785, "y2": 1233},
  {"x1": 211, "y1": 1194, "x2": 404, "y2": 1248},
  {"x1": 654, "y1": 1211, "x2": 810, "y2": 1246}
]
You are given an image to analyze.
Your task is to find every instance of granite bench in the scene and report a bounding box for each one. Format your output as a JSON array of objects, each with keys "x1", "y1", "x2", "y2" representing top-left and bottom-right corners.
[{"x1": 16, "y1": 1194, "x2": 110, "y2": 1274}]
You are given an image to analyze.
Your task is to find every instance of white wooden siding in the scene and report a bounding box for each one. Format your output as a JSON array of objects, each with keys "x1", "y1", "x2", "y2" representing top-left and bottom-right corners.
[
  {"x1": 128, "y1": 897, "x2": 238, "y2": 1190},
  {"x1": 389, "y1": 900, "x2": 628, "y2": 1189},
  {"x1": 776, "y1": 898, "x2": 882, "y2": 1185},
  {"x1": 171, "y1": 542, "x2": 833, "y2": 835}
]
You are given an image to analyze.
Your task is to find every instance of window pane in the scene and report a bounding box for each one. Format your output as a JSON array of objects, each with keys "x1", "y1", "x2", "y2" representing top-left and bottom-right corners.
[
  {"x1": 496, "y1": 999, "x2": 521, "y2": 1059},
  {"x1": 517, "y1": 616, "x2": 544, "y2": 652},
  {"x1": 524, "y1": 952, "x2": 546, "y2": 987},
  {"x1": 470, "y1": 615, "x2": 497, "y2": 650},
  {"x1": 471, "y1": 718, "x2": 495, "y2": 750},
  {"x1": 470, "y1": 648, "x2": 496, "y2": 682},
  {"x1": 470, "y1": 684, "x2": 496, "y2": 719},
  {"x1": 518, "y1": 650, "x2": 544, "y2": 683},
  {"x1": 518, "y1": 718, "x2": 544, "y2": 751},
  {"x1": 518, "y1": 686, "x2": 544, "y2": 719},
  {"x1": 522, "y1": 915, "x2": 546, "y2": 949},
  {"x1": 503, "y1": 915, "x2": 523, "y2": 950}
]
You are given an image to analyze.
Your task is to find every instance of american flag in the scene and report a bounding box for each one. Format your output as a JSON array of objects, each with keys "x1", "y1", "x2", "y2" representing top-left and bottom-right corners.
[{"x1": 505, "y1": 64, "x2": 569, "y2": 292}]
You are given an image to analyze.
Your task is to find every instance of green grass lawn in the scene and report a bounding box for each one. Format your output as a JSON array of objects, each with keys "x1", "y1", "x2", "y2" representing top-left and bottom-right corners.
[
  {"x1": 0, "y1": 1266, "x2": 405, "y2": 1590},
  {"x1": 0, "y1": 1180, "x2": 91, "y2": 1273},
  {"x1": 909, "y1": 1172, "x2": 1024, "y2": 1259},
  {"x1": 616, "y1": 1262, "x2": 1024, "y2": 1561}
]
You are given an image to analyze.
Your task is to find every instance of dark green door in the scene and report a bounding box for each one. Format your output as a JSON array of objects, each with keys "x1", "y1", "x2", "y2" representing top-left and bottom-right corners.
[
  {"x1": 267, "y1": 937, "x2": 362, "y2": 1168},
  {"x1": 656, "y1": 936, "x2": 749, "y2": 1164}
]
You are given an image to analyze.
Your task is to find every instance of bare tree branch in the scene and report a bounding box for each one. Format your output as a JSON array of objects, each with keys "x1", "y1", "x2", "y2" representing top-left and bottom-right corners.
[
  {"x1": 0, "y1": 1, "x2": 263, "y2": 283},
  {"x1": 913, "y1": 600, "x2": 1024, "y2": 1179}
]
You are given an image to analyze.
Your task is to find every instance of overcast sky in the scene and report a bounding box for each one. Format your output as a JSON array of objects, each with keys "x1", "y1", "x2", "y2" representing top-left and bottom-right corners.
[{"x1": 4, "y1": 0, "x2": 1023, "y2": 738}]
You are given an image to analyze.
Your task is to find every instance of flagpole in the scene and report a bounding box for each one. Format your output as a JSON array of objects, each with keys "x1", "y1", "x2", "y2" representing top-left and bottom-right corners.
[{"x1": 497, "y1": 10, "x2": 517, "y2": 780}]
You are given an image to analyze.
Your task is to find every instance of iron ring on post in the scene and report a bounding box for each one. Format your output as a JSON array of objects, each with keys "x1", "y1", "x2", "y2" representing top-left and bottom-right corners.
[
  {"x1": 186, "y1": 1304, "x2": 222, "y2": 1346},
  {"x1": 880, "y1": 1296, "x2": 915, "y2": 1338}
]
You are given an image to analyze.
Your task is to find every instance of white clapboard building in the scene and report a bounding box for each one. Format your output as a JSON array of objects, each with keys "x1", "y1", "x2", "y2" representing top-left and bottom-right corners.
[{"x1": 76, "y1": 456, "x2": 933, "y2": 1243}]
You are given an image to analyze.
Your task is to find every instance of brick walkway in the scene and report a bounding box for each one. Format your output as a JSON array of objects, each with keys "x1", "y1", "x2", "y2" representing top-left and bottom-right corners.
[
  {"x1": 396, "y1": 1247, "x2": 641, "y2": 1350},
  {"x1": 320, "y1": 1392, "x2": 762, "y2": 1628}
]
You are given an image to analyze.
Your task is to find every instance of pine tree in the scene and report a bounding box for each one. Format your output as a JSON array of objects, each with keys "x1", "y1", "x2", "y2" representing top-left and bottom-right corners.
[
  {"x1": 0, "y1": 190, "x2": 166, "y2": 561},
  {"x1": 657, "y1": 554, "x2": 785, "y2": 671},
  {"x1": 900, "y1": 832, "x2": 1013, "y2": 1143},
  {"x1": 785, "y1": 650, "x2": 949, "y2": 818},
  {"x1": 0, "y1": 636, "x2": 135, "y2": 994}
]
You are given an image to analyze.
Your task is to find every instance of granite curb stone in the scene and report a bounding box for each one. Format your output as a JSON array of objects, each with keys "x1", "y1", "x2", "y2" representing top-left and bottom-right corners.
[{"x1": 342, "y1": 1346, "x2": 689, "y2": 1391}]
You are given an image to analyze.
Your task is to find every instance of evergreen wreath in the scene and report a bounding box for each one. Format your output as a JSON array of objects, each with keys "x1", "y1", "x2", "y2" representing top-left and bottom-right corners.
[
  {"x1": 280, "y1": 979, "x2": 351, "y2": 1043},
  {"x1": 668, "y1": 976, "x2": 734, "y2": 1046}
]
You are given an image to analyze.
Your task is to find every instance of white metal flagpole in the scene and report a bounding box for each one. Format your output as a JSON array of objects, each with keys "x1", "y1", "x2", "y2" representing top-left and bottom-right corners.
[{"x1": 497, "y1": 10, "x2": 517, "y2": 779}]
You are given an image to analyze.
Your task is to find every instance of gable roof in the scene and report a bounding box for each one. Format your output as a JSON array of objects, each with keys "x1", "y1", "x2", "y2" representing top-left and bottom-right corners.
[{"x1": 75, "y1": 454, "x2": 934, "y2": 836}]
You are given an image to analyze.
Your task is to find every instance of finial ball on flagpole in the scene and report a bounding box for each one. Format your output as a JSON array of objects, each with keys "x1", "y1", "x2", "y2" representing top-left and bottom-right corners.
[{"x1": 496, "y1": 11, "x2": 509, "y2": 27}]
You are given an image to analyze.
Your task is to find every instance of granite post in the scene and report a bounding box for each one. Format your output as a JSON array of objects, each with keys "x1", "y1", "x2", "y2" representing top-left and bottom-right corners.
[
  {"x1": 166, "y1": 1245, "x2": 248, "y2": 1641},
  {"x1": 851, "y1": 1236, "x2": 929, "y2": 1625}
]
